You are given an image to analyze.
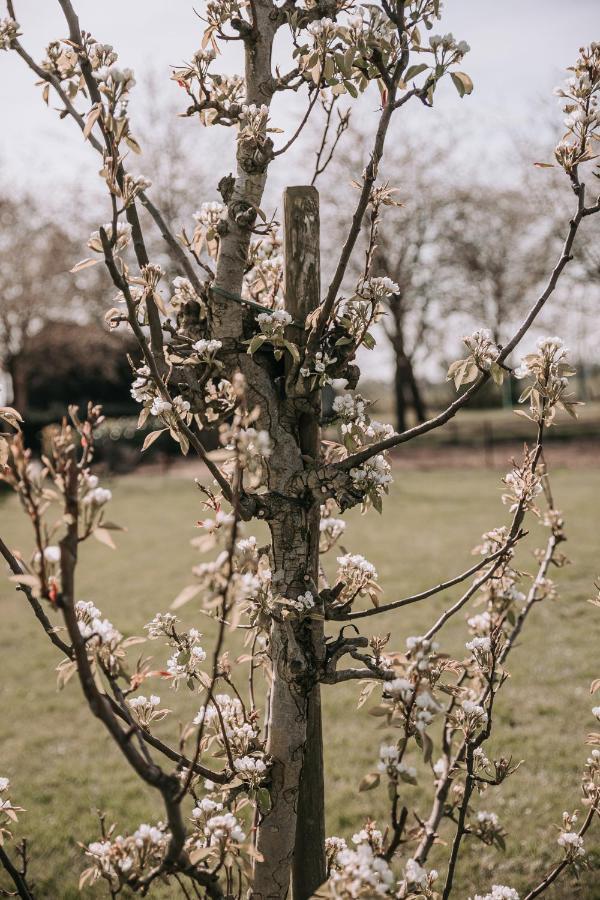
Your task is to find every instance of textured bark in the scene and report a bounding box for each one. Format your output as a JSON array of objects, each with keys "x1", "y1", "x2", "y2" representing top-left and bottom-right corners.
[
  {"x1": 211, "y1": 1, "x2": 278, "y2": 343},
  {"x1": 207, "y1": 8, "x2": 326, "y2": 890},
  {"x1": 389, "y1": 297, "x2": 426, "y2": 431},
  {"x1": 393, "y1": 349, "x2": 427, "y2": 431}
]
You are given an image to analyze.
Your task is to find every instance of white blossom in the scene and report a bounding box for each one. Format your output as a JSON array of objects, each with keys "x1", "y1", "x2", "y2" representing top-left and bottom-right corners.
[
  {"x1": 83, "y1": 485, "x2": 112, "y2": 508},
  {"x1": 557, "y1": 831, "x2": 585, "y2": 856},
  {"x1": 471, "y1": 887, "x2": 520, "y2": 900}
]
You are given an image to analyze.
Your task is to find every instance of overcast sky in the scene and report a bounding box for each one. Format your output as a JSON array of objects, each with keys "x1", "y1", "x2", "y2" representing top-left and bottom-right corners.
[
  {"x1": 1, "y1": 0, "x2": 598, "y2": 193},
  {"x1": 0, "y1": 0, "x2": 598, "y2": 380}
]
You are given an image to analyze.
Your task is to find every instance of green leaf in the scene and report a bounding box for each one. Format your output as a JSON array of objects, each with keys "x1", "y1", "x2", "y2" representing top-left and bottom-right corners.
[
  {"x1": 362, "y1": 332, "x2": 376, "y2": 350},
  {"x1": 404, "y1": 63, "x2": 428, "y2": 81},
  {"x1": 247, "y1": 334, "x2": 267, "y2": 356},
  {"x1": 257, "y1": 788, "x2": 272, "y2": 814},
  {"x1": 284, "y1": 340, "x2": 300, "y2": 364},
  {"x1": 489, "y1": 362, "x2": 504, "y2": 386}
]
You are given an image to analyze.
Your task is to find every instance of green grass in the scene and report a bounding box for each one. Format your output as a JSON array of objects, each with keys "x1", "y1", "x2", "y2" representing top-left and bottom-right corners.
[{"x1": 1, "y1": 464, "x2": 599, "y2": 898}]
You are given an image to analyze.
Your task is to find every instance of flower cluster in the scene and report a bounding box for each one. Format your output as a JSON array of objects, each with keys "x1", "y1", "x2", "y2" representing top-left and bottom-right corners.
[
  {"x1": 382, "y1": 672, "x2": 441, "y2": 735},
  {"x1": 448, "y1": 329, "x2": 502, "y2": 389},
  {"x1": 326, "y1": 836, "x2": 395, "y2": 897},
  {"x1": 94, "y1": 63, "x2": 136, "y2": 94},
  {"x1": 358, "y1": 276, "x2": 399, "y2": 302},
  {"x1": 466, "y1": 635, "x2": 493, "y2": 669},
  {"x1": 247, "y1": 310, "x2": 299, "y2": 365},
  {"x1": 335, "y1": 553, "x2": 380, "y2": 609},
  {"x1": 349, "y1": 455, "x2": 393, "y2": 509},
  {"x1": 457, "y1": 698, "x2": 488, "y2": 736},
  {"x1": 192, "y1": 201, "x2": 225, "y2": 258},
  {"x1": 299, "y1": 349, "x2": 339, "y2": 386},
  {"x1": 0, "y1": 16, "x2": 20, "y2": 50},
  {"x1": 81, "y1": 822, "x2": 168, "y2": 892},
  {"x1": 233, "y1": 755, "x2": 268, "y2": 787},
  {"x1": 173, "y1": 44, "x2": 246, "y2": 127},
  {"x1": 377, "y1": 744, "x2": 417, "y2": 784},
  {"x1": 406, "y1": 635, "x2": 440, "y2": 675},
  {"x1": 120, "y1": 172, "x2": 151, "y2": 206},
  {"x1": 333, "y1": 393, "x2": 395, "y2": 454},
  {"x1": 170, "y1": 276, "x2": 207, "y2": 320},
  {"x1": 192, "y1": 338, "x2": 223, "y2": 362},
  {"x1": 222, "y1": 425, "x2": 272, "y2": 470},
  {"x1": 257, "y1": 309, "x2": 292, "y2": 337},
  {"x1": 238, "y1": 103, "x2": 278, "y2": 152},
  {"x1": 185, "y1": 792, "x2": 254, "y2": 890},
  {"x1": 515, "y1": 336, "x2": 580, "y2": 425},
  {"x1": 194, "y1": 693, "x2": 260, "y2": 759},
  {"x1": 286, "y1": 590, "x2": 316, "y2": 615},
  {"x1": 319, "y1": 509, "x2": 346, "y2": 553},
  {"x1": 557, "y1": 829, "x2": 585, "y2": 858},
  {"x1": 193, "y1": 809, "x2": 245, "y2": 847},
  {"x1": 203, "y1": 378, "x2": 238, "y2": 425},
  {"x1": 553, "y1": 43, "x2": 600, "y2": 172},
  {"x1": 335, "y1": 296, "x2": 383, "y2": 355},
  {"x1": 75, "y1": 600, "x2": 126, "y2": 675},
  {"x1": 471, "y1": 887, "x2": 520, "y2": 900},
  {"x1": 502, "y1": 452, "x2": 543, "y2": 514},
  {"x1": 88, "y1": 222, "x2": 132, "y2": 255},
  {"x1": 0, "y1": 777, "x2": 23, "y2": 845},
  {"x1": 474, "y1": 810, "x2": 505, "y2": 847},
  {"x1": 244, "y1": 232, "x2": 284, "y2": 306},
  {"x1": 295, "y1": 2, "x2": 468, "y2": 104},
  {"x1": 162, "y1": 625, "x2": 207, "y2": 690},
  {"x1": 127, "y1": 694, "x2": 169, "y2": 730},
  {"x1": 402, "y1": 859, "x2": 439, "y2": 897}
]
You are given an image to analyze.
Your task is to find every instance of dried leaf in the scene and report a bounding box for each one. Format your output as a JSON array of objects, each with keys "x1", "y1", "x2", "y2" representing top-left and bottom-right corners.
[
  {"x1": 142, "y1": 429, "x2": 167, "y2": 451},
  {"x1": 70, "y1": 257, "x2": 100, "y2": 273},
  {"x1": 172, "y1": 583, "x2": 202, "y2": 610},
  {"x1": 93, "y1": 527, "x2": 116, "y2": 550},
  {"x1": 359, "y1": 772, "x2": 380, "y2": 792}
]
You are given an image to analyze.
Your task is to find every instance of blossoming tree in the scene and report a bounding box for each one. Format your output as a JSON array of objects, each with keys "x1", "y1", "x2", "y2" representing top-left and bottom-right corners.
[{"x1": 1, "y1": 2, "x2": 600, "y2": 898}]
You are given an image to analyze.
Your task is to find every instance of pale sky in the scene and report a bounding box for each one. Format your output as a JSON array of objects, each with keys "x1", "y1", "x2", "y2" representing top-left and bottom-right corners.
[
  {"x1": 0, "y1": 0, "x2": 598, "y2": 380},
  {"x1": 1, "y1": 0, "x2": 598, "y2": 193}
]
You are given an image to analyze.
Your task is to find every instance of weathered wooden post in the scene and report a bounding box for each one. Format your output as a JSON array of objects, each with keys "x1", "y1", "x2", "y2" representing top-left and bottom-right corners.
[{"x1": 283, "y1": 186, "x2": 326, "y2": 899}]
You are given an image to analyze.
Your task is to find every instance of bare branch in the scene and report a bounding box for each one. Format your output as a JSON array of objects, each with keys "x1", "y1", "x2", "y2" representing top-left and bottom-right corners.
[{"x1": 330, "y1": 537, "x2": 520, "y2": 622}]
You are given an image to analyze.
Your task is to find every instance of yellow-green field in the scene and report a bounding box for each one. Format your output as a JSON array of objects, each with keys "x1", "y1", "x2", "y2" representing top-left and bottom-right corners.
[{"x1": 1, "y1": 460, "x2": 599, "y2": 898}]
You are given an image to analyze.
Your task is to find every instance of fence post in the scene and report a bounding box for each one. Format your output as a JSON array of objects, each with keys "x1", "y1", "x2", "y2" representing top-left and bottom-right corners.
[{"x1": 283, "y1": 185, "x2": 326, "y2": 899}]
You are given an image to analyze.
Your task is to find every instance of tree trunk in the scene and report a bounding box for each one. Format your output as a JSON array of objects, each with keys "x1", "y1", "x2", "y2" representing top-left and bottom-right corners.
[
  {"x1": 405, "y1": 355, "x2": 427, "y2": 423},
  {"x1": 393, "y1": 353, "x2": 407, "y2": 433},
  {"x1": 393, "y1": 349, "x2": 426, "y2": 432}
]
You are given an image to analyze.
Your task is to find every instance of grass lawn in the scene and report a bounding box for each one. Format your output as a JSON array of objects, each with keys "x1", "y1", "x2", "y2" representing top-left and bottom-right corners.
[{"x1": 1, "y1": 458, "x2": 599, "y2": 898}]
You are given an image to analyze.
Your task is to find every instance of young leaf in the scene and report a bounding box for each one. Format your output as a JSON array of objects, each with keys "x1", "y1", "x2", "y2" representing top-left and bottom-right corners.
[
  {"x1": 359, "y1": 772, "x2": 380, "y2": 792},
  {"x1": 142, "y1": 429, "x2": 167, "y2": 451}
]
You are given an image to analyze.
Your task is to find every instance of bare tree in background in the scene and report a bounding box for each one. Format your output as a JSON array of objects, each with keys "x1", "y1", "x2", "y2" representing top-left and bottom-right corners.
[
  {"x1": 370, "y1": 174, "x2": 447, "y2": 430},
  {"x1": 0, "y1": 195, "x2": 107, "y2": 414},
  {"x1": 441, "y1": 186, "x2": 552, "y2": 344}
]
